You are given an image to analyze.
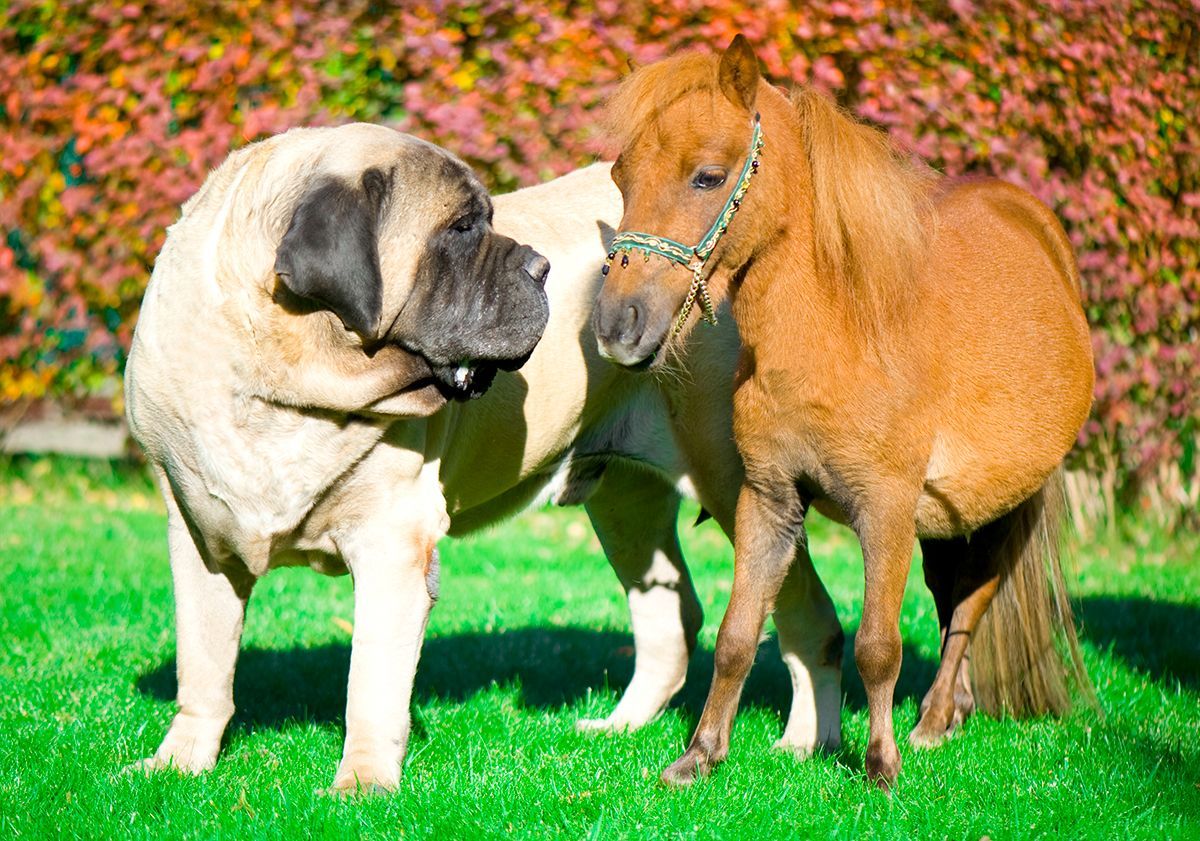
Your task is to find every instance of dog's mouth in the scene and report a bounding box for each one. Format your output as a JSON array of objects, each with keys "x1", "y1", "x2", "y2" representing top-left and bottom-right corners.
[
  {"x1": 427, "y1": 359, "x2": 500, "y2": 401},
  {"x1": 430, "y1": 345, "x2": 539, "y2": 401},
  {"x1": 420, "y1": 351, "x2": 535, "y2": 402},
  {"x1": 386, "y1": 335, "x2": 538, "y2": 404}
]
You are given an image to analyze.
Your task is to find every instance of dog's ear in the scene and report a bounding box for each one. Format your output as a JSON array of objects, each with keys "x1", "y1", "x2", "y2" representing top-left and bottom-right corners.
[{"x1": 273, "y1": 168, "x2": 390, "y2": 339}]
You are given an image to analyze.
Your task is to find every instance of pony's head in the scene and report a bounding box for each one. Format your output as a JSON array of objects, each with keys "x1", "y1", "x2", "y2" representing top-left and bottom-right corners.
[
  {"x1": 595, "y1": 36, "x2": 937, "y2": 367},
  {"x1": 594, "y1": 36, "x2": 770, "y2": 369}
]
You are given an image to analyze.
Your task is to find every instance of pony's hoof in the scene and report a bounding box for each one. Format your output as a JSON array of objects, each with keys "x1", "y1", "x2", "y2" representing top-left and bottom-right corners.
[
  {"x1": 954, "y1": 688, "x2": 976, "y2": 723},
  {"x1": 909, "y1": 704, "x2": 966, "y2": 749},
  {"x1": 660, "y1": 748, "x2": 716, "y2": 787},
  {"x1": 865, "y1": 742, "x2": 901, "y2": 791},
  {"x1": 908, "y1": 725, "x2": 945, "y2": 749},
  {"x1": 908, "y1": 717, "x2": 953, "y2": 749}
]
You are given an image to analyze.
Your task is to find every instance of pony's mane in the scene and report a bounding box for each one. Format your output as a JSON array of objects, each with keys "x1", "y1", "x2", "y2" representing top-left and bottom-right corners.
[
  {"x1": 604, "y1": 52, "x2": 722, "y2": 147},
  {"x1": 607, "y1": 53, "x2": 938, "y2": 343},
  {"x1": 791, "y1": 87, "x2": 937, "y2": 341}
]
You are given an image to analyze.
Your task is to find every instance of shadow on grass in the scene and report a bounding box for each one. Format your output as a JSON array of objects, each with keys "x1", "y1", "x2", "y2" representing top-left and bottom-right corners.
[
  {"x1": 135, "y1": 626, "x2": 940, "y2": 734},
  {"x1": 136, "y1": 594, "x2": 1200, "y2": 737},
  {"x1": 1077, "y1": 595, "x2": 1200, "y2": 689}
]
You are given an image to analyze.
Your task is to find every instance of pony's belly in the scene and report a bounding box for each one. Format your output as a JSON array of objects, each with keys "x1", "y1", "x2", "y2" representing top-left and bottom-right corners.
[{"x1": 915, "y1": 433, "x2": 1058, "y2": 538}]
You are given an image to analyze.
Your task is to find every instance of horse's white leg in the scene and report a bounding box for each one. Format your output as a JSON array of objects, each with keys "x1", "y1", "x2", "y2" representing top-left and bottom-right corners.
[{"x1": 578, "y1": 461, "x2": 702, "y2": 732}]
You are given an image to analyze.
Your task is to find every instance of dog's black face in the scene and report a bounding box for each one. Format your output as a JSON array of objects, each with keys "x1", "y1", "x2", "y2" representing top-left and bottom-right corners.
[
  {"x1": 389, "y1": 174, "x2": 550, "y2": 400},
  {"x1": 273, "y1": 157, "x2": 550, "y2": 402}
]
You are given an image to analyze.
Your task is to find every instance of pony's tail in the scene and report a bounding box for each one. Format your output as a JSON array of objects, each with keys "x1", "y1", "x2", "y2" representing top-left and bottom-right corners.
[{"x1": 970, "y1": 466, "x2": 1095, "y2": 716}]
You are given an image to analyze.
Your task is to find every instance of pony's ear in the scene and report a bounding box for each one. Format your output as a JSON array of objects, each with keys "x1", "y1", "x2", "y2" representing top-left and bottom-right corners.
[
  {"x1": 273, "y1": 169, "x2": 389, "y2": 339},
  {"x1": 718, "y1": 34, "x2": 760, "y2": 112}
]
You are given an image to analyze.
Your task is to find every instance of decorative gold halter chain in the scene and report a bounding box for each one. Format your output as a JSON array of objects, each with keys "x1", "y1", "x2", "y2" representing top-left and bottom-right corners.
[{"x1": 603, "y1": 113, "x2": 765, "y2": 340}]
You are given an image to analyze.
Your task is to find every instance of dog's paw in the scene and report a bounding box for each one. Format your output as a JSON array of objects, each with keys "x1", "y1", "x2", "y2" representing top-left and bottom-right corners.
[
  {"x1": 320, "y1": 779, "x2": 395, "y2": 798},
  {"x1": 123, "y1": 757, "x2": 165, "y2": 776},
  {"x1": 126, "y1": 713, "x2": 226, "y2": 777},
  {"x1": 122, "y1": 751, "x2": 215, "y2": 777},
  {"x1": 327, "y1": 760, "x2": 400, "y2": 796},
  {"x1": 575, "y1": 700, "x2": 665, "y2": 734},
  {"x1": 575, "y1": 715, "x2": 638, "y2": 734},
  {"x1": 771, "y1": 736, "x2": 818, "y2": 759},
  {"x1": 773, "y1": 726, "x2": 842, "y2": 757}
]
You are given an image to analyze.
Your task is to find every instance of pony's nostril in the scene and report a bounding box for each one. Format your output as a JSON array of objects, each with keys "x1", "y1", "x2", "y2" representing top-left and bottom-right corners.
[
  {"x1": 524, "y1": 254, "x2": 551, "y2": 285},
  {"x1": 615, "y1": 302, "x2": 644, "y2": 346}
]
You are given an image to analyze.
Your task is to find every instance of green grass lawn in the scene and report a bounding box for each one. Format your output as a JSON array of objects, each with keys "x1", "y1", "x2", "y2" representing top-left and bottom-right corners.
[{"x1": 1, "y1": 456, "x2": 1198, "y2": 839}]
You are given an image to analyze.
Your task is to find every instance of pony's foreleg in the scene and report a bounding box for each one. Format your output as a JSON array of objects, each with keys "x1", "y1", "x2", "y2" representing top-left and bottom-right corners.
[
  {"x1": 579, "y1": 462, "x2": 702, "y2": 732},
  {"x1": 856, "y1": 511, "x2": 917, "y2": 790},
  {"x1": 660, "y1": 481, "x2": 803, "y2": 786},
  {"x1": 910, "y1": 536, "x2": 995, "y2": 747},
  {"x1": 772, "y1": 546, "x2": 844, "y2": 755}
]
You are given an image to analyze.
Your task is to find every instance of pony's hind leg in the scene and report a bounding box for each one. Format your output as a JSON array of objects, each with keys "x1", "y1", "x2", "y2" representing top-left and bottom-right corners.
[
  {"x1": 660, "y1": 481, "x2": 804, "y2": 786},
  {"x1": 579, "y1": 461, "x2": 703, "y2": 732},
  {"x1": 773, "y1": 546, "x2": 844, "y2": 755},
  {"x1": 910, "y1": 536, "x2": 997, "y2": 748},
  {"x1": 855, "y1": 509, "x2": 918, "y2": 790}
]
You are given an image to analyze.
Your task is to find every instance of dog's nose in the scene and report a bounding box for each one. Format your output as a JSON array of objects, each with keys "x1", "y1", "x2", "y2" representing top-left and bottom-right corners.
[{"x1": 523, "y1": 253, "x2": 551, "y2": 285}]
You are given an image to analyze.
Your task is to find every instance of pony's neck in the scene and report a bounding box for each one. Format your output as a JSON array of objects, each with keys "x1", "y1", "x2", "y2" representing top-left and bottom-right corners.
[
  {"x1": 730, "y1": 236, "x2": 861, "y2": 364},
  {"x1": 726, "y1": 84, "x2": 932, "y2": 366},
  {"x1": 726, "y1": 93, "x2": 864, "y2": 361}
]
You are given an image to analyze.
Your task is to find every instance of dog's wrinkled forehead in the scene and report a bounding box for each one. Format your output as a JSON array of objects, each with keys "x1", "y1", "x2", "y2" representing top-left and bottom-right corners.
[
  {"x1": 406, "y1": 143, "x2": 493, "y2": 228},
  {"x1": 348, "y1": 132, "x2": 496, "y2": 317},
  {"x1": 347, "y1": 129, "x2": 489, "y2": 219},
  {"x1": 298, "y1": 124, "x2": 487, "y2": 218}
]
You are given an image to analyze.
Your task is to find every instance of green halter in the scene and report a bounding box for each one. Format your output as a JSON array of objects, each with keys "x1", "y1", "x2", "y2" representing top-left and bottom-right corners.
[{"x1": 604, "y1": 113, "x2": 765, "y2": 340}]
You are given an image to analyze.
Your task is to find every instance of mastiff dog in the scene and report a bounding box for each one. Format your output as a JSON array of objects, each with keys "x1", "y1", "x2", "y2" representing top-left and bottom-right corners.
[{"x1": 126, "y1": 124, "x2": 843, "y2": 793}]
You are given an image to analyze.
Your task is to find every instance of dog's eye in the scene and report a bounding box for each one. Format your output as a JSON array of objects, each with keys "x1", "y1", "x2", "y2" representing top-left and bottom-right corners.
[
  {"x1": 691, "y1": 167, "x2": 728, "y2": 191},
  {"x1": 451, "y1": 216, "x2": 476, "y2": 234}
]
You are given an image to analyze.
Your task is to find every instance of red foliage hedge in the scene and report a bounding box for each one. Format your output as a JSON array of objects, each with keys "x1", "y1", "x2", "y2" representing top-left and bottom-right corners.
[{"x1": 1, "y1": 0, "x2": 1196, "y2": 512}]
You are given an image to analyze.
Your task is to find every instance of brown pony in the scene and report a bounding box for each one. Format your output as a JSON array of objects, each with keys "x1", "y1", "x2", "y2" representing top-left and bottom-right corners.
[{"x1": 593, "y1": 36, "x2": 1095, "y2": 789}]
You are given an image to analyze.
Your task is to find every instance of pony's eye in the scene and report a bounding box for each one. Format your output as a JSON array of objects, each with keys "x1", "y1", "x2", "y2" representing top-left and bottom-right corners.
[{"x1": 691, "y1": 167, "x2": 728, "y2": 190}]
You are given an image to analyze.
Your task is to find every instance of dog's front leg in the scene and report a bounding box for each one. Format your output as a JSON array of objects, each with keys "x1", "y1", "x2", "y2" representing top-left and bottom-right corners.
[
  {"x1": 330, "y1": 530, "x2": 439, "y2": 794},
  {"x1": 133, "y1": 504, "x2": 254, "y2": 775},
  {"x1": 578, "y1": 461, "x2": 702, "y2": 732}
]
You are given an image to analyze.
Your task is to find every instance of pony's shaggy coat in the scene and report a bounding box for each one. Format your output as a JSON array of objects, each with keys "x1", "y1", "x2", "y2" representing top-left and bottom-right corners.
[
  {"x1": 596, "y1": 37, "x2": 1094, "y2": 789},
  {"x1": 792, "y1": 87, "x2": 935, "y2": 343}
]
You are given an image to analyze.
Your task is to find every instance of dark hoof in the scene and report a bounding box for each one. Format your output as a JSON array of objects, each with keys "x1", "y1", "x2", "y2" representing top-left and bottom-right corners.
[
  {"x1": 660, "y1": 748, "x2": 717, "y2": 787},
  {"x1": 954, "y1": 688, "x2": 976, "y2": 723},
  {"x1": 865, "y1": 742, "x2": 901, "y2": 791}
]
